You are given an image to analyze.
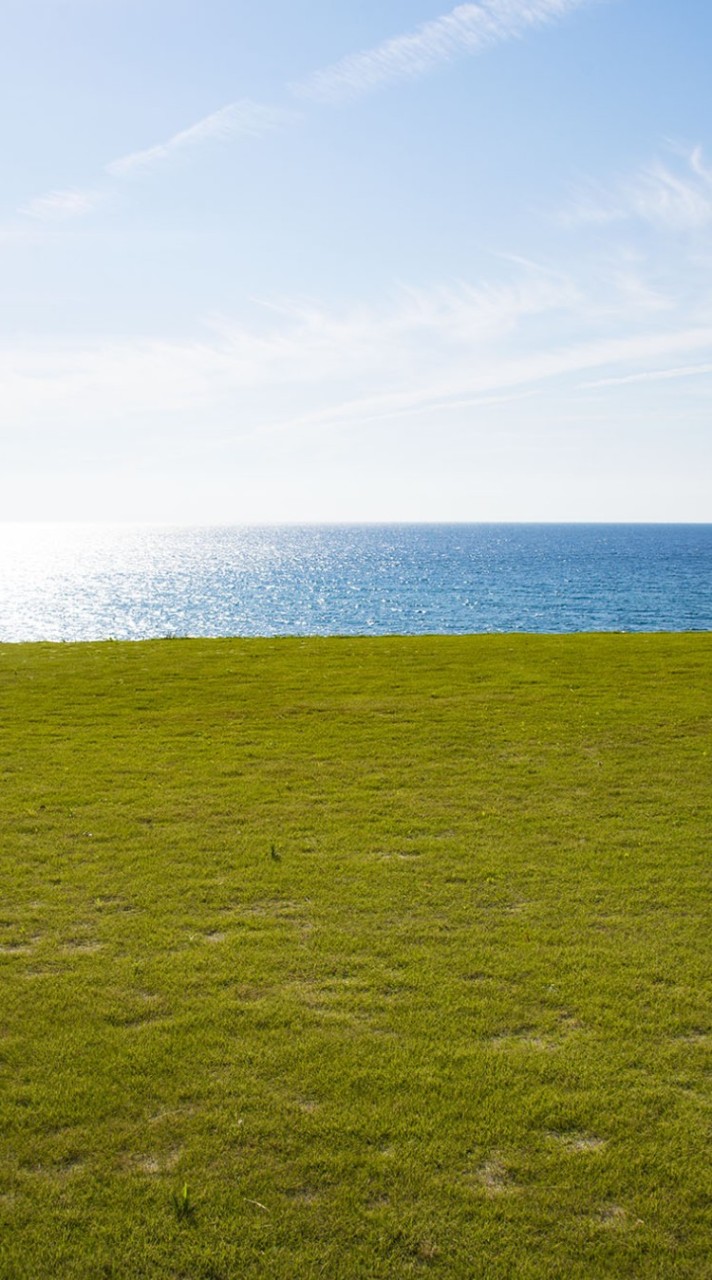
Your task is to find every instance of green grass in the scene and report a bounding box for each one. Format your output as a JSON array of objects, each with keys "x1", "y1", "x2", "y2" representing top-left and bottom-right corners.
[{"x1": 0, "y1": 634, "x2": 710, "y2": 1279}]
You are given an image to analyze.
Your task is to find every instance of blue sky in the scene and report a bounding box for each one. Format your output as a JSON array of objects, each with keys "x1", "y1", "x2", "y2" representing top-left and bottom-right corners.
[{"x1": 2, "y1": 0, "x2": 711, "y2": 522}]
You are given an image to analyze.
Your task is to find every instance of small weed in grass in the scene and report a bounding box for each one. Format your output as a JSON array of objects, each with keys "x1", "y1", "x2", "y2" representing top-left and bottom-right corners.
[{"x1": 171, "y1": 1182, "x2": 196, "y2": 1224}]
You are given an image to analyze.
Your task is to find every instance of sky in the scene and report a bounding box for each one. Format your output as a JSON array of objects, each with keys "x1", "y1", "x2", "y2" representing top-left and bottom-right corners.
[{"x1": 1, "y1": 0, "x2": 711, "y2": 523}]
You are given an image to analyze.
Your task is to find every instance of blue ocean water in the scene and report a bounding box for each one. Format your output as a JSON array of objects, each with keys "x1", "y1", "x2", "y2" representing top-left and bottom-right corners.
[{"x1": 0, "y1": 524, "x2": 710, "y2": 642}]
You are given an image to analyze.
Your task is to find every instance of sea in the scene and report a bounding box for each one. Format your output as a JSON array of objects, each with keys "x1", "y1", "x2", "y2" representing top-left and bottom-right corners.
[{"x1": 0, "y1": 523, "x2": 710, "y2": 643}]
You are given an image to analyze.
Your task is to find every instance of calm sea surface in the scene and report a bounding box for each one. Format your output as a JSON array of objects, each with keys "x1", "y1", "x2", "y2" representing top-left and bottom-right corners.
[{"x1": 0, "y1": 524, "x2": 710, "y2": 642}]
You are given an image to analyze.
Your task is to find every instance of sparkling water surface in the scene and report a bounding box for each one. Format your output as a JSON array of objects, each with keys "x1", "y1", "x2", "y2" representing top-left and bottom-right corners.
[{"x1": 0, "y1": 524, "x2": 710, "y2": 642}]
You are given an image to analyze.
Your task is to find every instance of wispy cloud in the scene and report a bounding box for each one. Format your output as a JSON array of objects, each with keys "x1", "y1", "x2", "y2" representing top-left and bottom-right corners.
[
  {"x1": 580, "y1": 361, "x2": 712, "y2": 390},
  {"x1": 14, "y1": 2, "x2": 590, "y2": 225},
  {"x1": 564, "y1": 146, "x2": 712, "y2": 230},
  {"x1": 240, "y1": 325, "x2": 712, "y2": 442},
  {"x1": 21, "y1": 186, "x2": 104, "y2": 221},
  {"x1": 293, "y1": 0, "x2": 593, "y2": 103},
  {"x1": 106, "y1": 99, "x2": 295, "y2": 178},
  {"x1": 0, "y1": 273, "x2": 577, "y2": 437},
  {"x1": 4, "y1": 259, "x2": 712, "y2": 454},
  {"x1": 14, "y1": 98, "x2": 294, "y2": 228}
]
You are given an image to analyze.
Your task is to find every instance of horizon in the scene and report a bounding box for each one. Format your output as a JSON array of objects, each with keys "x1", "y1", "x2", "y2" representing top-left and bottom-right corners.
[{"x1": 2, "y1": 519, "x2": 712, "y2": 530}]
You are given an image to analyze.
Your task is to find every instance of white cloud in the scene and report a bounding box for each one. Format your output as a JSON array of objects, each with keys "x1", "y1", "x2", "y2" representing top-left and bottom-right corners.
[
  {"x1": 3, "y1": 259, "x2": 712, "y2": 464},
  {"x1": 106, "y1": 100, "x2": 296, "y2": 178},
  {"x1": 0, "y1": 275, "x2": 572, "y2": 432},
  {"x1": 580, "y1": 362, "x2": 712, "y2": 390},
  {"x1": 564, "y1": 146, "x2": 712, "y2": 230},
  {"x1": 21, "y1": 186, "x2": 104, "y2": 220},
  {"x1": 238, "y1": 325, "x2": 712, "y2": 443},
  {"x1": 15, "y1": 99, "x2": 294, "y2": 226},
  {"x1": 293, "y1": 0, "x2": 593, "y2": 103},
  {"x1": 15, "y1": 2, "x2": 590, "y2": 225},
  {"x1": 229, "y1": 271, "x2": 581, "y2": 386}
]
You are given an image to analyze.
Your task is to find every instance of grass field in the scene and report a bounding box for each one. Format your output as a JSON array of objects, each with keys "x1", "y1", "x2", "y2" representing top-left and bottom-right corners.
[{"x1": 0, "y1": 634, "x2": 710, "y2": 1279}]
